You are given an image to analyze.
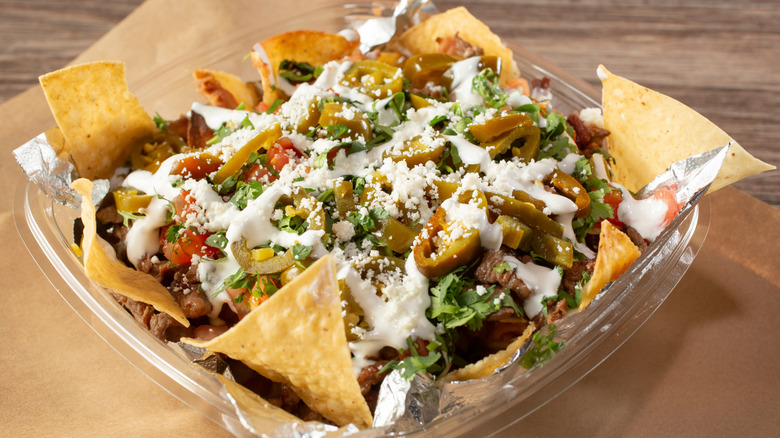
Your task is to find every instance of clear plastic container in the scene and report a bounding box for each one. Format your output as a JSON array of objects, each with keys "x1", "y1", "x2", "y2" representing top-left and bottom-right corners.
[{"x1": 13, "y1": 1, "x2": 711, "y2": 436}]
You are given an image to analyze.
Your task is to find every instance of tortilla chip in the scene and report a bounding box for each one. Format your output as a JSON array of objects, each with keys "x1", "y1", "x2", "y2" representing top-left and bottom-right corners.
[
  {"x1": 398, "y1": 7, "x2": 520, "y2": 85},
  {"x1": 184, "y1": 256, "x2": 372, "y2": 429},
  {"x1": 578, "y1": 221, "x2": 641, "y2": 311},
  {"x1": 442, "y1": 324, "x2": 534, "y2": 382},
  {"x1": 40, "y1": 61, "x2": 156, "y2": 179},
  {"x1": 70, "y1": 178, "x2": 189, "y2": 326},
  {"x1": 600, "y1": 65, "x2": 775, "y2": 193},
  {"x1": 193, "y1": 69, "x2": 260, "y2": 110},
  {"x1": 252, "y1": 31, "x2": 360, "y2": 105},
  {"x1": 44, "y1": 126, "x2": 67, "y2": 156}
]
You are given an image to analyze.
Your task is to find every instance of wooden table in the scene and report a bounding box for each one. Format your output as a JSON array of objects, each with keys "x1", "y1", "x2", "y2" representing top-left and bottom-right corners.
[{"x1": 1, "y1": 0, "x2": 776, "y2": 207}]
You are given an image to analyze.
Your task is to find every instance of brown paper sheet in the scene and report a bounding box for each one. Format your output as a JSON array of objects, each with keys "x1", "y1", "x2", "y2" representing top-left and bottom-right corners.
[{"x1": 0, "y1": 0, "x2": 777, "y2": 436}]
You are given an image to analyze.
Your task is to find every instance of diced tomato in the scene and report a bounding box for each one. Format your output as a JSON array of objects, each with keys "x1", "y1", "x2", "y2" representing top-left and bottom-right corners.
[
  {"x1": 170, "y1": 154, "x2": 221, "y2": 180},
  {"x1": 255, "y1": 101, "x2": 270, "y2": 113},
  {"x1": 603, "y1": 189, "x2": 625, "y2": 228},
  {"x1": 653, "y1": 187, "x2": 683, "y2": 225},
  {"x1": 243, "y1": 137, "x2": 300, "y2": 182},
  {"x1": 160, "y1": 226, "x2": 221, "y2": 265}
]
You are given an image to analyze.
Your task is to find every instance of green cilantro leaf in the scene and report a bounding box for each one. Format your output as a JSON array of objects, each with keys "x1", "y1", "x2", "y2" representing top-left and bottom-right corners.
[
  {"x1": 153, "y1": 112, "x2": 168, "y2": 131},
  {"x1": 519, "y1": 325, "x2": 565, "y2": 369},
  {"x1": 265, "y1": 99, "x2": 284, "y2": 114},
  {"x1": 118, "y1": 210, "x2": 145, "y2": 227}
]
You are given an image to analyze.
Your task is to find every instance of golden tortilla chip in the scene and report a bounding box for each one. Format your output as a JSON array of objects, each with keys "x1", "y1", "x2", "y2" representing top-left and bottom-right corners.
[
  {"x1": 193, "y1": 69, "x2": 260, "y2": 110},
  {"x1": 442, "y1": 325, "x2": 534, "y2": 382},
  {"x1": 398, "y1": 7, "x2": 520, "y2": 86},
  {"x1": 44, "y1": 126, "x2": 67, "y2": 156},
  {"x1": 252, "y1": 31, "x2": 360, "y2": 105},
  {"x1": 578, "y1": 221, "x2": 641, "y2": 311},
  {"x1": 40, "y1": 61, "x2": 156, "y2": 179},
  {"x1": 184, "y1": 256, "x2": 372, "y2": 429},
  {"x1": 71, "y1": 178, "x2": 189, "y2": 326},
  {"x1": 600, "y1": 65, "x2": 775, "y2": 193}
]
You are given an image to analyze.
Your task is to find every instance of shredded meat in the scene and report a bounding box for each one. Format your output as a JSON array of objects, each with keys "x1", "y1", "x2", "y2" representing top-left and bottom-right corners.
[
  {"x1": 169, "y1": 263, "x2": 212, "y2": 318},
  {"x1": 109, "y1": 292, "x2": 187, "y2": 340},
  {"x1": 137, "y1": 254, "x2": 174, "y2": 284},
  {"x1": 436, "y1": 33, "x2": 484, "y2": 58},
  {"x1": 168, "y1": 115, "x2": 189, "y2": 139},
  {"x1": 546, "y1": 299, "x2": 568, "y2": 323},
  {"x1": 567, "y1": 112, "x2": 610, "y2": 157},
  {"x1": 358, "y1": 361, "x2": 390, "y2": 396},
  {"x1": 625, "y1": 226, "x2": 649, "y2": 252},
  {"x1": 187, "y1": 111, "x2": 214, "y2": 149},
  {"x1": 561, "y1": 259, "x2": 596, "y2": 296},
  {"x1": 475, "y1": 249, "x2": 533, "y2": 299}
]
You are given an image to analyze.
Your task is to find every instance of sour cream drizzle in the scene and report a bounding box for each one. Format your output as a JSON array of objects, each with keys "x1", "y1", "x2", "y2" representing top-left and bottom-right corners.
[{"x1": 502, "y1": 255, "x2": 563, "y2": 317}]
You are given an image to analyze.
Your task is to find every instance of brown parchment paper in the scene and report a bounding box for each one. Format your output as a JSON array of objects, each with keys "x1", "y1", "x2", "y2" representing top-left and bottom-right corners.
[{"x1": 0, "y1": 0, "x2": 778, "y2": 437}]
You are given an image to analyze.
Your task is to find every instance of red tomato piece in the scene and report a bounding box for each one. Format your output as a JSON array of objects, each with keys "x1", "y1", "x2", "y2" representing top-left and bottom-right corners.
[
  {"x1": 602, "y1": 189, "x2": 625, "y2": 228},
  {"x1": 652, "y1": 187, "x2": 683, "y2": 225}
]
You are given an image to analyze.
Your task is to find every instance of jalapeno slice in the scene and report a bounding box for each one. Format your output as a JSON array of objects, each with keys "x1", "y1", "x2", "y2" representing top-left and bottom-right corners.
[
  {"x1": 231, "y1": 238, "x2": 296, "y2": 275},
  {"x1": 340, "y1": 60, "x2": 402, "y2": 98},
  {"x1": 413, "y1": 207, "x2": 482, "y2": 278},
  {"x1": 468, "y1": 113, "x2": 534, "y2": 143},
  {"x1": 113, "y1": 188, "x2": 152, "y2": 214},
  {"x1": 403, "y1": 53, "x2": 462, "y2": 89},
  {"x1": 545, "y1": 169, "x2": 592, "y2": 218},
  {"x1": 318, "y1": 102, "x2": 373, "y2": 142},
  {"x1": 384, "y1": 134, "x2": 445, "y2": 167},
  {"x1": 213, "y1": 123, "x2": 282, "y2": 184},
  {"x1": 481, "y1": 124, "x2": 540, "y2": 162}
]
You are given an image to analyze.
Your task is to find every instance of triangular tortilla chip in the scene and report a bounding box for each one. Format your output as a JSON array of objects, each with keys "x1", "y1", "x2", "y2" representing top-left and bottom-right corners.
[
  {"x1": 71, "y1": 178, "x2": 189, "y2": 326},
  {"x1": 184, "y1": 256, "x2": 372, "y2": 429},
  {"x1": 40, "y1": 61, "x2": 156, "y2": 179},
  {"x1": 600, "y1": 65, "x2": 775, "y2": 193},
  {"x1": 442, "y1": 324, "x2": 534, "y2": 382},
  {"x1": 398, "y1": 7, "x2": 520, "y2": 86},
  {"x1": 193, "y1": 69, "x2": 260, "y2": 110},
  {"x1": 578, "y1": 221, "x2": 641, "y2": 311},
  {"x1": 251, "y1": 31, "x2": 360, "y2": 105}
]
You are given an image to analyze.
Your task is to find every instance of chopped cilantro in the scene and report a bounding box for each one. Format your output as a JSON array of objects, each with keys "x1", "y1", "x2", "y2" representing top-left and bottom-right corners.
[
  {"x1": 204, "y1": 231, "x2": 228, "y2": 257},
  {"x1": 265, "y1": 99, "x2": 284, "y2": 114},
  {"x1": 520, "y1": 325, "x2": 565, "y2": 369},
  {"x1": 493, "y1": 261, "x2": 513, "y2": 274},
  {"x1": 292, "y1": 243, "x2": 313, "y2": 261},
  {"x1": 165, "y1": 223, "x2": 184, "y2": 243},
  {"x1": 427, "y1": 266, "x2": 522, "y2": 332},
  {"x1": 153, "y1": 112, "x2": 168, "y2": 131},
  {"x1": 117, "y1": 210, "x2": 145, "y2": 227},
  {"x1": 206, "y1": 124, "x2": 232, "y2": 145},
  {"x1": 240, "y1": 114, "x2": 254, "y2": 130},
  {"x1": 379, "y1": 337, "x2": 442, "y2": 379},
  {"x1": 325, "y1": 124, "x2": 351, "y2": 140},
  {"x1": 472, "y1": 68, "x2": 507, "y2": 109},
  {"x1": 229, "y1": 181, "x2": 265, "y2": 210}
]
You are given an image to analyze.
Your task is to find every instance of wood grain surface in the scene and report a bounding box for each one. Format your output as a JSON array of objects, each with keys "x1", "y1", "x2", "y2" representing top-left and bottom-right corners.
[{"x1": 1, "y1": 0, "x2": 776, "y2": 206}]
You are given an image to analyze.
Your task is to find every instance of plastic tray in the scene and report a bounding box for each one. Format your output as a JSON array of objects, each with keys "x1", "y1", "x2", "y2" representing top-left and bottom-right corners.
[{"x1": 13, "y1": 1, "x2": 711, "y2": 436}]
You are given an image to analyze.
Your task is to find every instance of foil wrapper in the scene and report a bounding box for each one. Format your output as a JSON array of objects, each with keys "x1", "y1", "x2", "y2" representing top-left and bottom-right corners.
[
  {"x1": 12, "y1": 0, "x2": 731, "y2": 435},
  {"x1": 13, "y1": 132, "x2": 109, "y2": 208}
]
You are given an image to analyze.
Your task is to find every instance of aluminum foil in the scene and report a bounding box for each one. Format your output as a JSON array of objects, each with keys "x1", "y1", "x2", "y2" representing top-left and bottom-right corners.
[
  {"x1": 12, "y1": 0, "x2": 732, "y2": 435},
  {"x1": 13, "y1": 132, "x2": 109, "y2": 207}
]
